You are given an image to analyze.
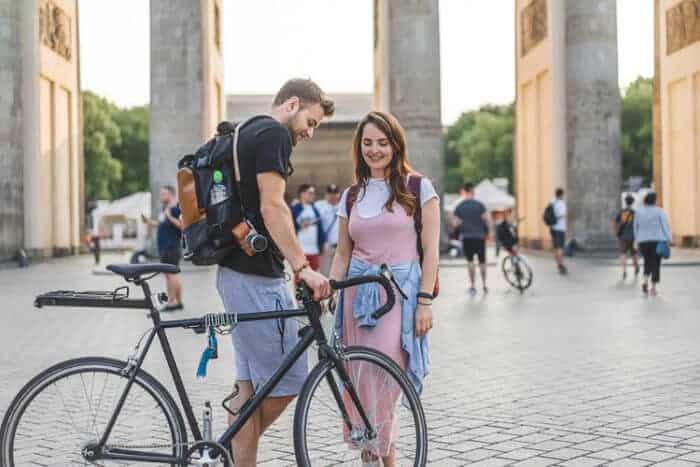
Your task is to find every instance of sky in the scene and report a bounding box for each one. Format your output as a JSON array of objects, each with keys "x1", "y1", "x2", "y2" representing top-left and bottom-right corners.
[{"x1": 78, "y1": 0, "x2": 654, "y2": 124}]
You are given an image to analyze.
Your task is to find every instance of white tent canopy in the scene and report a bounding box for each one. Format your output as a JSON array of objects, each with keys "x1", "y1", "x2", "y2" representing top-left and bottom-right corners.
[
  {"x1": 91, "y1": 192, "x2": 151, "y2": 249},
  {"x1": 444, "y1": 179, "x2": 515, "y2": 212},
  {"x1": 473, "y1": 179, "x2": 515, "y2": 211}
]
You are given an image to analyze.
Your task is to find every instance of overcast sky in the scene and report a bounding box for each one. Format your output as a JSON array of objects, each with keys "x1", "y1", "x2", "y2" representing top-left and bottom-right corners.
[{"x1": 78, "y1": 0, "x2": 654, "y2": 124}]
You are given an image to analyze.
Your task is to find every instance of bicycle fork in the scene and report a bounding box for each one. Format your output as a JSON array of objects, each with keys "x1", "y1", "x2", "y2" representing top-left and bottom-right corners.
[{"x1": 319, "y1": 344, "x2": 377, "y2": 442}]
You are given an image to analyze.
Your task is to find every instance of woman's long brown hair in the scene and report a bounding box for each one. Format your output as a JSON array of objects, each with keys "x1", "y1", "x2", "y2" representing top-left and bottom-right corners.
[{"x1": 351, "y1": 111, "x2": 418, "y2": 216}]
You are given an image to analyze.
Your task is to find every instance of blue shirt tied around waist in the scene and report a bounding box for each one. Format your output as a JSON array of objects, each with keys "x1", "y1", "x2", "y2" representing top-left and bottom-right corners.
[{"x1": 333, "y1": 256, "x2": 430, "y2": 395}]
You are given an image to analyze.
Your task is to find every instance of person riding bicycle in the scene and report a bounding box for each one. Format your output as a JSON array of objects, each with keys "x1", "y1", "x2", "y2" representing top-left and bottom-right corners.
[
  {"x1": 496, "y1": 209, "x2": 518, "y2": 256},
  {"x1": 215, "y1": 78, "x2": 334, "y2": 467}
]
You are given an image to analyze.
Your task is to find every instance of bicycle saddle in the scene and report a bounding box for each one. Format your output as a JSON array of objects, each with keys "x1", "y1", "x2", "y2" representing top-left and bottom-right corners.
[{"x1": 106, "y1": 263, "x2": 180, "y2": 280}]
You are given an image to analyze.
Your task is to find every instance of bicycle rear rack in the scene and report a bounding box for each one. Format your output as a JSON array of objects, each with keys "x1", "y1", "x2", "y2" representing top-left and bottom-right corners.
[{"x1": 34, "y1": 287, "x2": 150, "y2": 309}]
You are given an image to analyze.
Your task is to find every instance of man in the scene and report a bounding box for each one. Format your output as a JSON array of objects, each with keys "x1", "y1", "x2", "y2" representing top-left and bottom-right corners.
[
  {"x1": 614, "y1": 194, "x2": 639, "y2": 279},
  {"x1": 291, "y1": 184, "x2": 325, "y2": 275},
  {"x1": 314, "y1": 183, "x2": 341, "y2": 275},
  {"x1": 215, "y1": 78, "x2": 334, "y2": 467},
  {"x1": 549, "y1": 188, "x2": 568, "y2": 275},
  {"x1": 454, "y1": 182, "x2": 491, "y2": 295},
  {"x1": 141, "y1": 186, "x2": 183, "y2": 310}
]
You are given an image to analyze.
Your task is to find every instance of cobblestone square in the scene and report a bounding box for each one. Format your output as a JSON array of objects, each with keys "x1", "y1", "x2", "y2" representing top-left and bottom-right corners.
[{"x1": 1, "y1": 251, "x2": 700, "y2": 465}]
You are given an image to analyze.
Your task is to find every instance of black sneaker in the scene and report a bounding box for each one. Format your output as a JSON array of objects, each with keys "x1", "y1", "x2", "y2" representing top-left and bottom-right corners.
[
  {"x1": 163, "y1": 303, "x2": 184, "y2": 312},
  {"x1": 558, "y1": 264, "x2": 568, "y2": 275}
]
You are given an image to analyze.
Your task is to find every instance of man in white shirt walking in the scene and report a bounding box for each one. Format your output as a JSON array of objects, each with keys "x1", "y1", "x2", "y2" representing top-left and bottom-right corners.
[
  {"x1": 550, "y1": 188, "x2": 568, "y2": 275},
  {"x1": 315, "y1": 184, "x2": 341, "y2": 275}
]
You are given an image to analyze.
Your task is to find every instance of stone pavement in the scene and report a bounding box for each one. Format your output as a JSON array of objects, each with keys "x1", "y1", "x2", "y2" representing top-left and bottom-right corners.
[{"x1": 1, "y1": 251, "x2": 700, "y2": 466}]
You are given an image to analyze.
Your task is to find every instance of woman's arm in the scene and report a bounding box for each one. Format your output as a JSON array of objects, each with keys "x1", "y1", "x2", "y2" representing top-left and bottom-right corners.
[
  {"x1": 328, "y1": 217, "x2": 352, "y2": 282},
  {"x1": 415, "y1": 197, "x2": 439, "y2": 337},
  {"x1": 419, "y1": 198, "x2": 440, "y2": 294},
  {"x1": 661, "y1": 209, "x2": 673, "y2": 243}
]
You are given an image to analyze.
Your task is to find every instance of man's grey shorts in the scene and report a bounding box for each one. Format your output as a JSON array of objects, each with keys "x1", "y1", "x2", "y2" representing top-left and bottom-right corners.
[{"x1": 216, "y1": 267, "x2": 307, "y2": 397}]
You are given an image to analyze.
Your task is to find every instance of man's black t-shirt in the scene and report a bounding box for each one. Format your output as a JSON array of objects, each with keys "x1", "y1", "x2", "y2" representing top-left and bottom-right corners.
[{"x1": 218, "y1": 116, "x2": 293, "y2": 278}]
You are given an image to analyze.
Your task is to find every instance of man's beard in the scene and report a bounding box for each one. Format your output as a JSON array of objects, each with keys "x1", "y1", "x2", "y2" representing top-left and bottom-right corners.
[{"x1": 284, "y1": 121, "x2": 299, "y2": 146}]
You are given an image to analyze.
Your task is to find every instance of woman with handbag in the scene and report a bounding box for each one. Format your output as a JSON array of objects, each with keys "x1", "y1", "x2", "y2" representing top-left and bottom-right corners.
[
  {"x1": 633, "y1": 192, "x2": 672, "y2": 296},
  {"x1": 329, "y1": 111, "x2": 439, "y2": 466}
]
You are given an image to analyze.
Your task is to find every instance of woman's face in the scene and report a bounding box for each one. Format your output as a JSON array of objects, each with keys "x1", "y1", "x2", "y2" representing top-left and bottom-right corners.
[{"x1": 360, "y1": 122, "x2": 394, "y2": 175}]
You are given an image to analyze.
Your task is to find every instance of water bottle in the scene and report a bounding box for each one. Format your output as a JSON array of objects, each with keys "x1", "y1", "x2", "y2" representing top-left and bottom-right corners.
[{"x1": 210, "y1": 170, "x2": 228, "y2": 205}]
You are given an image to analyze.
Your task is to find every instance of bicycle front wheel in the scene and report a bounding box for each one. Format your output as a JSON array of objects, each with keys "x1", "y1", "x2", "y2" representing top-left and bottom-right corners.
[
  {"x1": 0, "y1": 357, "x2": 187, "y2": 466},
  {"x1": 294, "y1": 346, "x2": 428, "y2": 466},
  {"x1": 502, "y1": 255, "x2": 533, "y2": 292}
]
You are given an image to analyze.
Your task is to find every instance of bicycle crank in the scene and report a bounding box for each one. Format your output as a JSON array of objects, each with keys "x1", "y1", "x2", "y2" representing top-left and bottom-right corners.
[{"x1": 186, "y1": 440, "x2": 233, "y2": 467}]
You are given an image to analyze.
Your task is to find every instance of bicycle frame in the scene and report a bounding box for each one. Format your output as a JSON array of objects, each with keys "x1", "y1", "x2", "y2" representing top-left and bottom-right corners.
[{"x1": 93, "y1": 278, "x2": 371, "y2": 465}]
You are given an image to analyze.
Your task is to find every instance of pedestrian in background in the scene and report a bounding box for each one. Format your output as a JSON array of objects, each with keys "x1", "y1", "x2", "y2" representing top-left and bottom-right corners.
[
  {"x1": 454, "y1": 182, "x2": 491, "y2": 295},
  {"x1": 291, "y1": 184, "x2": 325, "y2": 275},
  {"x1": 315, "y1": 183, "x2": 341, "y2": 275},
  {"x1": 141, "y1": 185, "x2": 184, "y2": 311},
  {"x1": 614, "y1": 194, "x2": 639, "y2": 280},
  {"x1": 634, "y1": 192, "x2": 672, "y2": 296}
]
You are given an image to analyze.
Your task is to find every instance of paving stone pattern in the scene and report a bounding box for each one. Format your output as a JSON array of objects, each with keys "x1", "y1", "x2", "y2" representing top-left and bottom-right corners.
[{"x1": 1, "y1": 252, "x2": 700, "y2": 465}]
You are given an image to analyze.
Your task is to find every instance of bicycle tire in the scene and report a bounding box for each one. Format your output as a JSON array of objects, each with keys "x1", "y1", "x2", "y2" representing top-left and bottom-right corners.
[
  {"x1": 502, "y1": 255, "x2": 533, "y2": 292},
  {"x1": 293, "y1": 346, "x2": 428, "y2": 466},
  {"x1": 0, "y1": 357, "x2": 187, "y2": 467}
]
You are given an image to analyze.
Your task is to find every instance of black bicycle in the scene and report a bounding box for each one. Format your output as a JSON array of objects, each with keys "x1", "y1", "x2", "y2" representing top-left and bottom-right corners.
[{"x1": 0, "y1": 263, "x2": 427, "y2": 466}]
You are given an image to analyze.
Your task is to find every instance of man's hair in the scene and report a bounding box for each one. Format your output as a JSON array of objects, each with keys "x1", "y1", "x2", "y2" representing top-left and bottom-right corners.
[
  {"x1": 555, "y1": 188, "x2": 564, "y2": 198},
  {"x1": 461, "y1": 182, "x2": 474, "y2": 193},
  {"x1": 644, "y1": 192, "x2": 657, "y2": 205},
  {"x1": 298, "y1": 183, "x2": 315, "y2": 195},
  {"x1": 625, "y1": 194, "x2": 635, "y2": 206},
  {"x1": 162, "y1": 185, "x2": 176, "y2": 195},
  {"x1": 273, "y1": 78, "x2": 335, "y2": 117}
]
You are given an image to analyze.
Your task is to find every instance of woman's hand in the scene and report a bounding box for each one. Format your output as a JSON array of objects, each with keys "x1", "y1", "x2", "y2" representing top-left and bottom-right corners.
[{"x1": 415, "y1": 303, "x2": 433, "y2": 337}]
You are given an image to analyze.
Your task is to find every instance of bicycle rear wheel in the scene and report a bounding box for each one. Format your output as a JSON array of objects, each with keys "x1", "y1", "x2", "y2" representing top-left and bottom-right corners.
[
  {"x1": 0, "y1": 357, "x2": 187, "y2": 466},
  {"x1": 502, "y1": 255, "x2": 533, "y2": 292},
  {"x1": 293, "y1": 346, "x2": 427, "y2": 466}
]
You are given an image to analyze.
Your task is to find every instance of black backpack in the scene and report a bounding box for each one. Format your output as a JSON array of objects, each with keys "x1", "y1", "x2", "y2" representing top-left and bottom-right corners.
[
  {"x1": 543, "y1": 202, "x2": 557, "y2": 226},
  {"x1": 176, "y1": 118, "x2": 258, "y2": 265}
]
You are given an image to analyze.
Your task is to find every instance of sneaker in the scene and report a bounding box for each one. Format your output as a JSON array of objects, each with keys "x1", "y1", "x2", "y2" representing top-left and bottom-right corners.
[
  {"x1": 468, "y1": 287, "x2": 477, "y2": 296},
  {"x1": 622, "y1": 271, "x2": 627, "y2": 280},
  {"x1": 634, "y1": 265, "x2": 640, "y2": 275},
  {"x1": 650, "y1": 287, "x2": 658, "y2": 296},
  {"x1": 483, "y1": 287, "x2": 489, "y2": 294},
  {"x1": 642, "y1": 283, "x2": 648, "y2": 294},
  {"x1": 163, "y1": 303, "x2": 183, "y2": 312},
  {"x1": 558, "y1": 264, "x2": 568, "y2": 275}
]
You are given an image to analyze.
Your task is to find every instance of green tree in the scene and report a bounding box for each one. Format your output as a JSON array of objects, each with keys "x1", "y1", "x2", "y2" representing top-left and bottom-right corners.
[
  {"x1": 443, "y1": 104, "x2": 513, "y2": 192},
  {"x1": 83, "y1": 91, "x2": 122, "y2": 202},
  {"x1": 111, "y1": 105, "x2": 149, "y2": 198},
  {"x1": 620, "y1": 76, "x2": 653, "y2": 185}
]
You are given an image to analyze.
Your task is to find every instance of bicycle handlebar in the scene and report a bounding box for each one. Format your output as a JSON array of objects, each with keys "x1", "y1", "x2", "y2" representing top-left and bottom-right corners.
[{"x1": 329, "y1": 264, "x2": 396, "y2": 320}]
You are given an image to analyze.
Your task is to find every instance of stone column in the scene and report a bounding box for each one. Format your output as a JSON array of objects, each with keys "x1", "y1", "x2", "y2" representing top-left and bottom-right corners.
[
  {"x1": 515, "y1": 0, "x2": 620, "y2": 250},
  {"x1": 373, "y1": 0, "x2": 443, "y2": 194},
  {"x1": 0, "y1": 0, "x2": 27, "y2": 261},
  {"x1": 150, "y1": 0, "x2": 224, "y2": 216},
  {"x1": 564, "y1": 0, "x2": 621, "y2": 249},
  {"x1": 0, "y1": 0, "x2": 82, "y2": 261}
]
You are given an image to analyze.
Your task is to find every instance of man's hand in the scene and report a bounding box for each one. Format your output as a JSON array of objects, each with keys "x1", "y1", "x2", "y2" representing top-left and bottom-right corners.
[
  {"x1": 298, "y1": 268, "x2": 331, "y2": 301},
  {"x1": 140, "y1": 213, "x2": 149, "y2": 224}
]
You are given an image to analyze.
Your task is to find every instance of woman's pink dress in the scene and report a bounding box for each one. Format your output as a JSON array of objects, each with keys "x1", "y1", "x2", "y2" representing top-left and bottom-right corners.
[{"x1": 341, "y1": 201, "x2": 419, "y2": 457}]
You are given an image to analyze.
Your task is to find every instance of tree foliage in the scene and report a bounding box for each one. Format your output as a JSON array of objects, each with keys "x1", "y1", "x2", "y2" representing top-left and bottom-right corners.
[
  {"x1": 444, "y1": 78, "x2": 653, "y2": 193},
  {"x1": 443, "y1": 104, "x2": 513, "y2": 192},
  {"x1": 620, "y1": 76, "x2": 653, "y2": 185},
  {"x1": 82, "y1": 91, "x2": 149, "y2": 203}
]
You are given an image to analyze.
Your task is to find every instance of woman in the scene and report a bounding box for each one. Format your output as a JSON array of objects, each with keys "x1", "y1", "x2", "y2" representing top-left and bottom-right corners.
[
  {"x1": 633, "y1": 192, "x2": 672, "y2": 296},
  {"x1": 329, "y1": 111, "x2": 440, "y2": 465}
]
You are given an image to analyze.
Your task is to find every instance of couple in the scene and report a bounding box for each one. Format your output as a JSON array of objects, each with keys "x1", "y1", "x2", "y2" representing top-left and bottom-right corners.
[{"x1": 215, "y1": 78, "x2": 440, "y2": 466}]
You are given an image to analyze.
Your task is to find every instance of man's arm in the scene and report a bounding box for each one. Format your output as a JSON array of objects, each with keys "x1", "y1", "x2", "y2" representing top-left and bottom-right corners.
[
  {"x1": 258, "y1": 172, "x2": 330, "y2": 299},
  {"x1": 165, "y1": 208, "x2": 183, "y2": 230}
]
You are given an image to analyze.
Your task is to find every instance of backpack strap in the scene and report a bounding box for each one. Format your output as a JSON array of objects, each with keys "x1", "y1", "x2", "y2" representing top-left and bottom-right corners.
[
  {"x1": 345, "y1": 183, "x2": 362, "y2": 217},
  {"x1": 407, "y1": 174, "x2": 425, "y2": 264}
]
